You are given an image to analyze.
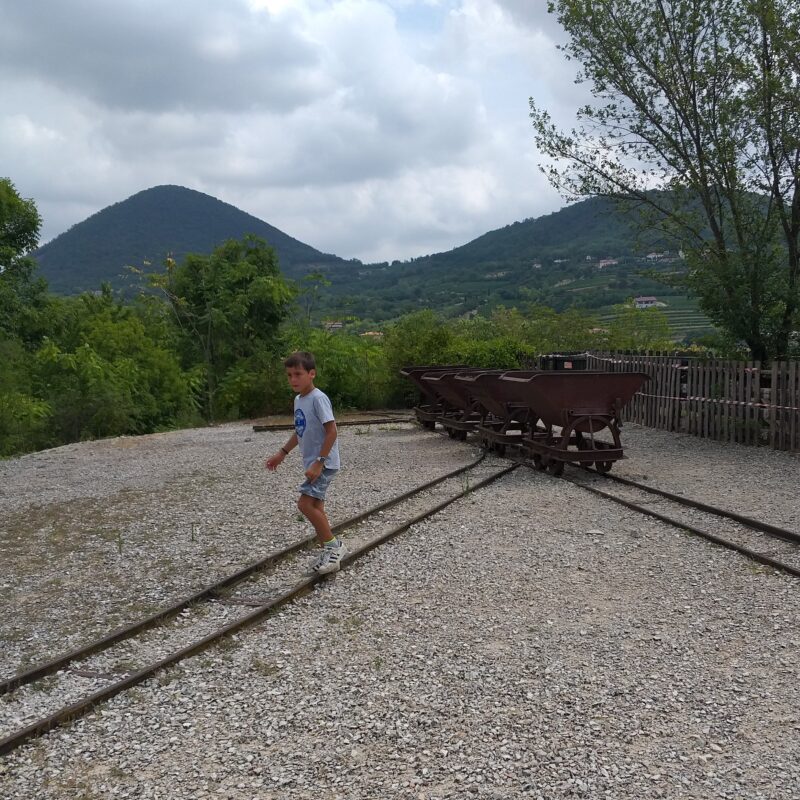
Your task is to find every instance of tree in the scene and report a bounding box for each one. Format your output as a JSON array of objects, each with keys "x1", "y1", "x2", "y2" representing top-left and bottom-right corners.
[
  {"x1": 530, "y1": 0, "x2": 800, "y2": 360},
  {"x1": 150, "y1": 236, "x2": 295, "y2": 419},
  {"x1": 0, "y1": 178, "x2": 48, "y2": 343},
  {"x1": 298, "y1": 270, "x2": 332, "y2": 325},
  {"x1": 0, "y1": 180, "x2": 53, "y2": 455},
  {"x1": 0, "y1": 178, "x2": 41, "y2": 266}
]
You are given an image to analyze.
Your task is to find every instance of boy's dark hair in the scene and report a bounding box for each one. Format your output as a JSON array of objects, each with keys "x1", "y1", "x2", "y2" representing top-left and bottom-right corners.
[{"x1": 284, "y1": 351, "x2": 316, "y2": 371}]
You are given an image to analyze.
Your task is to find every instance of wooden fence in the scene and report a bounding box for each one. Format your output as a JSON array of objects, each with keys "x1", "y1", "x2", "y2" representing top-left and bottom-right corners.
[{"x1": 585, "y1": 352, "x2": 800, "y2": 452}]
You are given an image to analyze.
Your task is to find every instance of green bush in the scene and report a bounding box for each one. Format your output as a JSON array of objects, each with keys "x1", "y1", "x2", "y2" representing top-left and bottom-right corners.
[{"x1": 283, "y1": 326, "x2": 391, "y2": 410}]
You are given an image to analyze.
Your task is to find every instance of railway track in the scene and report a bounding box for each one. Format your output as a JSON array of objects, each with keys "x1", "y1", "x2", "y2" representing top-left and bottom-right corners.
[
  {"x1": 0, "y1": 454, "x2": 516, "y2": 756},
  {"x1": 252, "y1": 414, "x2": 413, "y2": 432},
  {"x1": 565, "y1": 466, "x2": 800, "y2": 578},
  {"x1": 423, "y1": 418, "x2": 799, "y2": 581}
]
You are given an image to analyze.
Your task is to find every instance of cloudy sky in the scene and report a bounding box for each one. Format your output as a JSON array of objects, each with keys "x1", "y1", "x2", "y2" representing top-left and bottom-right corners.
[{"x1": 0, "y1": 0, "x2": 587, "y2": 264}]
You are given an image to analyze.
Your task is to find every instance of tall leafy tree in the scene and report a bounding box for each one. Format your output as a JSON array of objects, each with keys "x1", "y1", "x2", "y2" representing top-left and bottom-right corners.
[
  {"x1": 530, "y1": 0, "x2": 800, "y2": 360},
  {"x1": 0, "y1": 177, "x2": 40, "y2": 264},
  {"x1": 0, "y1": 179, "x2": 52, "y2": 455},
  {"x1": 0, "y1": 178, "x2": 48, "y2": 343},
  {"x1": 151, "y1": 236, "x2": 295, "y2": 419}
]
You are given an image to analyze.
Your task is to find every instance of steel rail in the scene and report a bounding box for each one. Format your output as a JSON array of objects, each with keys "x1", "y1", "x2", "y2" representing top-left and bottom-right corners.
[
  {"x1": 580, "y1": 467, "x2": 800, "y2": 545},
  {"x1": 0, "y1": 460, "x2": 516, "y2": 756},
  {"x1": 0, "y1": 453, "x2": 484, "y2": 697},
  {"x1": 559, "y1": 469, "x2": 800, "y2": 580},
  {"x1": 252, "y1": 416, "x2": 411, "y2": 432}
]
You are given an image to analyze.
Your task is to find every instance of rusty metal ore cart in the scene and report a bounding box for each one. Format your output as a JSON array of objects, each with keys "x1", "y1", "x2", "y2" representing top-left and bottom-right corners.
[
  {"x1": 499, "y1": 371, "x2": 649, "y2": 475},
  {"x1": 455, "y1": 370, "x2": 539, "y2": 456},
  {"x1": 420, "y1": 369, "x2": 501, "y2": 440},
  {"x1": 399, "y1": 365, "x2": 469, "y2": 429}
]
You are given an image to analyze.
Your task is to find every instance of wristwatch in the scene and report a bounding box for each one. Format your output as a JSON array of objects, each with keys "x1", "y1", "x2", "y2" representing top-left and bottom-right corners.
[{"x1": 316, "y1": 456, "x2": 328, "y2": 465}]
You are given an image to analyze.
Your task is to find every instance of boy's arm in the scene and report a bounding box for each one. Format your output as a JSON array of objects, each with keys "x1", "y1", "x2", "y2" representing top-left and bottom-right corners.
[
  {"x1": 319, "y1": 420, "x2": 337, "y2": 459},
  {"x1": 265, "y1": 432, "x2": 298, "y2": 471}
]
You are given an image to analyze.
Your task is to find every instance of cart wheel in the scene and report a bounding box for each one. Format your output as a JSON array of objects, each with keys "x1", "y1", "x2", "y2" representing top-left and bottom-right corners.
[
  {"x1": 425, "y1": 421, "x2": 436, "y2": 430},
  {"x1": 460, "y1": 430, "x2": 469, "y2": 441},
  {"x1": 532, "y1": 454, "x2": 547, "y2": 471},
  {"x1": 547, "y1": 459, "x2": 565, "y2": 477},
  {"x1": 494, "y1": 444, "x2": 506, "y2": 457},
  {"x1": 594, "y1": 460, "x2": 612, "y2": 474}
]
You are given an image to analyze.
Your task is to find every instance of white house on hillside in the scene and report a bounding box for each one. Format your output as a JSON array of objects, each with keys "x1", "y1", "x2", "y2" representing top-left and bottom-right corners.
[{"x1": 634, "y1": 296, "x2": 659, "y2": 309}]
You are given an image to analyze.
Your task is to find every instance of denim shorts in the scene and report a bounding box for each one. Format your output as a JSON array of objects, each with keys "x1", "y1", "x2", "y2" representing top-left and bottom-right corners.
[{"x1": 298, "y1": 467, "x2": 338, "y2": 501}]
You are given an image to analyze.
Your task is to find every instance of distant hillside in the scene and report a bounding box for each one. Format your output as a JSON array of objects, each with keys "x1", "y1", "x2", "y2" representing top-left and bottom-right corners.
[
  {"x1": 418, "y1": 196, "x2": 660, "y2": 269},
  {"x1": 314, "y1": 196, "x2": 687, "y2": 321},
  {"x1": 35, "y1": 185, "x2": 346, "y2": 294}
]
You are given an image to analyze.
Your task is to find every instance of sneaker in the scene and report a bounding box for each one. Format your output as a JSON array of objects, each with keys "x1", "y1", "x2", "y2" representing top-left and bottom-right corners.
[
  {"x1": 314, "y1": 539, "x2": 346, "y2": 575},
  {"x1": 306, "y1": 549, "x2": 327, "y2": 575}
]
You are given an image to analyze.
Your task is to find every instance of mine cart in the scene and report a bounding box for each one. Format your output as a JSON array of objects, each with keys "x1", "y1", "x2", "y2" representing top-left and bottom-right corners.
[
  {"x1": 399, "y1": 365, "x2": 470, "y2": 429},
  {"x1": 420, "y1": 369, "x2": 502, "y2": 440},
  {"x1": 455, "y1": 370, "x2": 539, "y2": 455},
  {"x1": 499, "y1": 371, "x2": 649, "y2": 475}
]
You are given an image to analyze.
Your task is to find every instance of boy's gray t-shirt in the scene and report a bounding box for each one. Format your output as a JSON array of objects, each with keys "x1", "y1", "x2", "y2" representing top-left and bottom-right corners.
[{"x1": 294, "y1": 388, "x2": 341, "y2": 470}]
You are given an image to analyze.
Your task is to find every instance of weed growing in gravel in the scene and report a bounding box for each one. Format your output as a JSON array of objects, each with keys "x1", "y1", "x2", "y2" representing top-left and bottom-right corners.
[
  {"x1": 156, "y1": 667, "x2": 184, "y2": 686},
  {"x1": 45, "y1": 772, "x2": 103, "y2": 799},
  {"x1": 29, "y1": 675, "x2": 58, "y2": 693},
  {"x1": 372, "y1": 655, "x2": 384, "y2": 670},
  {"x1": 2, "y1": 627, "x2": 24, "y2": 643},
  {"x1": 251, "y1": 657, "x2": 281, "y2": 676},
  {"x1": 354, "y1": 427, "x2": 372, "y2": 436},
  {"x1": 108, "y1": 766, "x2": 129, "y2": 780},
  {"x1": 216, "y1": 635, "x2": 240, "y2": 652}
]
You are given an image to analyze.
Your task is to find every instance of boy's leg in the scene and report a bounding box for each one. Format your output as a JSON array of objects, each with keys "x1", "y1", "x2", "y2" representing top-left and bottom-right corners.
[{"x1": 297, "y1": 494, "x2": 335, "y2": 545}]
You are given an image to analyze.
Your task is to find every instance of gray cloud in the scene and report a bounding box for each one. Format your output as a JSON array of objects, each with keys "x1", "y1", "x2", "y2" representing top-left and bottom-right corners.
[
  {"x1": 494, "y1": 0, "x2": 568, "y2": 40},
  {"x1": 0, "y1": 1, "x2": 585, "y2": 263},
  {"x1": 0, "y1": 0, "x2": 324, "y2": 112}
]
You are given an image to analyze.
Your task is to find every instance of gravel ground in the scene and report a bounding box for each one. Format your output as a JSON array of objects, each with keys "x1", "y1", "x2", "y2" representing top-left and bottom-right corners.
[
  {"x1": 0, "y1": 417, "x2": 474, "y2": 675},
  {"x1": 1, "y1": 418, "x2": 799, "y2": 799}
]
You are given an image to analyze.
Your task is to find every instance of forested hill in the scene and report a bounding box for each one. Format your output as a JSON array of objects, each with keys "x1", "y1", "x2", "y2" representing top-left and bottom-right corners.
[
  {"x1": 35, "y1": 185, "x2": 346, "y2": 294},
  {"x1": 314, "y1": 196, "x2": 676, "y2": 320},
  {"x1": 415, "y1": 196, "x2": 661, "y2": 270}
]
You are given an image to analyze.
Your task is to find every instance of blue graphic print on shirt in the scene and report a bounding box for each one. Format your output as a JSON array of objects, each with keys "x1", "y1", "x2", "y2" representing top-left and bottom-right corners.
[{"x1": 294, "y1": 409, "x2": 306, "y2": 437}]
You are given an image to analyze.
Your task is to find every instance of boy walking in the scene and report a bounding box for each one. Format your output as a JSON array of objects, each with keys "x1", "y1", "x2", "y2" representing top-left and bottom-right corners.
[{"x1": 265, "y1": 351, "x2": 345, "y2": 575}]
